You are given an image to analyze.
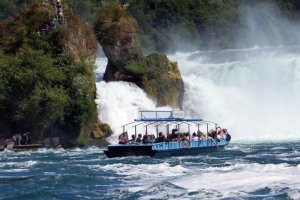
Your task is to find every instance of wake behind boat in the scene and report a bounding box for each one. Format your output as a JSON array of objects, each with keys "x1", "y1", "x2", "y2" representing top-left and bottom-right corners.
[{"x1": 104, "y1": 111, "x2": 231, "y2": 158}]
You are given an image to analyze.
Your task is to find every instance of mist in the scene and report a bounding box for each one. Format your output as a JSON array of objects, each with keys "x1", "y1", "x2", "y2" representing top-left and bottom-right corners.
[
  {"x1": 236, "y1": 2, "x2": 300, "y2": 48},
  {"x1": 165, "y1": 1, "x2": 300, "y2": 52}
]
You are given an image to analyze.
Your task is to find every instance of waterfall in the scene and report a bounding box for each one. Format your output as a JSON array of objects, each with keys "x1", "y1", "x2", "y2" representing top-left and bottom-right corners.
[
  {"x1": 95, "y1": 49, "x2": 171, "y2": 142},
  {"x1": 169, "y1": 46, "x2": 300, "y2": 140},
  {"x1": 95, "y1": 46, "x2": 300, "y2": 141}
]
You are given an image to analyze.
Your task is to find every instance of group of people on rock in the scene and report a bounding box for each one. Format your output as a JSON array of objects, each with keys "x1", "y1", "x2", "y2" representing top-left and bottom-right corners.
[
  {"x1": 11, "y1": 132, "x2": 32, "y2": 146},
  {"x1": 55, "y1": 0, "x2": 66, "y2": 25},
  {"x1": 39, "y1": 0, "x2": 66, "y2": 37},
  {"x1": 119, "y1": 127, "x2": 231, "y2": 145}
]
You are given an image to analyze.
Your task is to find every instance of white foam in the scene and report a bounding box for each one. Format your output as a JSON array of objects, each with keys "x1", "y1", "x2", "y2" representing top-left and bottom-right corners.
[
  {"x1": 0, "y1": 160, "x2": 38, "y2": 168},
  {"x1": 171, "y1": 163, "x2": 300, "y2": 198},
  {"x1": 88, "y1": 162, "x2": 188, "y2": 192},
  {"x1": 0, "y1": 169, "x2": 29, "y2": 172},
  {"x1": 89, "y1": 162, "x2": 188, "y2": 178},
  {"x1": 288, "y1": 190, "x2": 300, "y2": 199},
  {"x1": 37, "y1": 148, "x2": 65, "y2": 153}
]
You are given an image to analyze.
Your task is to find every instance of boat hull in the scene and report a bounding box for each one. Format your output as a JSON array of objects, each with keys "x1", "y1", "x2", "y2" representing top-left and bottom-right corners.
[
  {"x1": 104, "y1": 145, "x2": 155, "y2": 158},
  {"x1": 104, "y1": 139, "x2": 230, "y2": 158}
]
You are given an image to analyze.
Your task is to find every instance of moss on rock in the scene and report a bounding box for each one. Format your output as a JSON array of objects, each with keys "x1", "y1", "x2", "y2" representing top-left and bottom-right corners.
[{"x1": 144, "y1": 55, "x2": 183, "y2": 107}]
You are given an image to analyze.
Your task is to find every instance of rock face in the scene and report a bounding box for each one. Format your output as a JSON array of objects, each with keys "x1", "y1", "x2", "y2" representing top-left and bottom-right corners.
[
  {"x1": 94, "y1": 3, "x2": 184, "y2": 107},
  {"x1": 60, "y1": 9, "x2": 97, "y2": 62},
  {"x1": 102, "y1": 44, "x2": 142, "y2": 82},
  {"x1": 134, "y1": 53, "x2": 184, "y2": 107}
]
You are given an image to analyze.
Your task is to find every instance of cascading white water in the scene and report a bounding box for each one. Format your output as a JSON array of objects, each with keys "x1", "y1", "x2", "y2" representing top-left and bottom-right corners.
[
  {"x1": 95, "y1": 46, "x2": 300, "y2": 141},
  {"x1": 168, "y1": 46, "x2": 300, "y2": 140},
  {"x1": 94, "y1": 51, "x2": 171, "y2": 142}
]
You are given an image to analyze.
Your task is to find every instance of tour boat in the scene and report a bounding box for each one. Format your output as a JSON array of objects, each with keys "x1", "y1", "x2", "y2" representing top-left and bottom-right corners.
[{"x1": 104, "y1": 110, "x2": 231, "y2": 158}]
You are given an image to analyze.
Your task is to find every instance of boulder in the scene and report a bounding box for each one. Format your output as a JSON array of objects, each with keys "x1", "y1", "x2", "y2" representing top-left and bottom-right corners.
[{"x1": 94, "y1": 3, "x2": 184, "y2": 107}]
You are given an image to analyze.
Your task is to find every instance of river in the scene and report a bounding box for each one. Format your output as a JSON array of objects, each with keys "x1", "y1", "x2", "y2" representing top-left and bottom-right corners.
[{"x1": 0, "y1": 142, "x2": 299, "y2": 199}]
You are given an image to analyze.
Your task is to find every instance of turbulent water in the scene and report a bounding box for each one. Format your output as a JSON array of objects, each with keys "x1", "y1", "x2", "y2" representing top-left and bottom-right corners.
[
  {"x1": 0, "y1": 143, "x2": 299, "y2": 199},
  {"x1": 89, "y1": 46, "x2": 300, "y2": 199}
]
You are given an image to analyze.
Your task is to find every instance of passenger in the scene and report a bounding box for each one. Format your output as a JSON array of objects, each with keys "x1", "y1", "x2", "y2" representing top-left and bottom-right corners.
[
  {"x1": 192, "y1": 132, "x2": 199, "y2": 141},
  {"x1": 167, "y1": 133, "x2": 172, "y2": 141},
  {"x1": 217, "y1": 127, "x2": 224, "y2": 139},
  {"x1": 197, "y1": 130, "x2": 205, "y2": 140},
  {"x1": 212, "y1": 130, "x2": 218, "y2": 139},
  {"x1": 223, "y1": 129, "x2": 231, "y2": 141},
  {"x1": 197, "y1": 132, "x2": 201, "y2": 139},
  {"x1": 142, "y1": 134, "x2": 149, "y2": 144},
  {"x1": 129, "y1": 134, "x2": 136, "y2": 143},
  {"x1": 155, "y1": 132, "x2": 166, "y2": 143},
  {"x1": 149, "y1": 134, "x2": 156, "y2": 143},
  {"x1": 170, "y1": 129, "x2": 178, "y2": 141},
  {"x1": 208, "y1": 129, "x2": 217, "y2": 139},
  {"x1": 207, "y1": 129, "x2": 213, "y2": 138},
  {"x1": 118, "y1": 132, "x2": 128, "y2": 144},
  {"x1": 135, "y1": 133, "x2": 142, "y2": 143},
  {"x1": 181, "y1": 133, "x2": 185, "y2": 140},
  {"x1": 162, "y1": 135, "x2": 167, "y2": 142},
  {"x1": 186, "y1": 132, "x2": 191, "y2": 141}
]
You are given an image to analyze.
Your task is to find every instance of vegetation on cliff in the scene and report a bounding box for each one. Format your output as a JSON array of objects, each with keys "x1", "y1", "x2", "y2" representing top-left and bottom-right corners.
[
  {"x1": 0, "y1": 2, "x2": 110, "y2": 146},
  {"x1": 63, "y1": 0, "x2": 300, "y2": 52},
  {"x1": 94, "y1": 3, "x2": 184, "y2": 107}
]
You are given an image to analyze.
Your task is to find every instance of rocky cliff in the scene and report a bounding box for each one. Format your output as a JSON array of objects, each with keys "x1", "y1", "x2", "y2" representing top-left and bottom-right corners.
[
  {"x1": 94, "y1": 3, "x2": 184, "y2": 107},
  {"x1": 0, "y1": 2, "x2": 111, "y2": 147}
]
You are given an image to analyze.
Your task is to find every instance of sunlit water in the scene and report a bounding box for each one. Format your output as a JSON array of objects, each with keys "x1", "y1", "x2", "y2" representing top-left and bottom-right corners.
[{"x1": 0, "y1": 142, "x2": 299, "y2": 199}]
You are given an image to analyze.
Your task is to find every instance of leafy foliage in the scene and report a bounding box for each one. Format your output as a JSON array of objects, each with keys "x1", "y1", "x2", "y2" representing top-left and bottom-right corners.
[
  {"x1": 0, "y1": 3, "x2": 98, "y2": 142},
  {"x1": 93, "y1": 2, "x2": 138, "y2": 46}
]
